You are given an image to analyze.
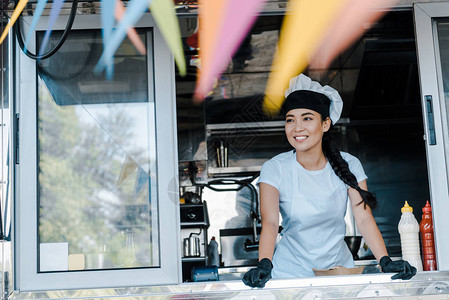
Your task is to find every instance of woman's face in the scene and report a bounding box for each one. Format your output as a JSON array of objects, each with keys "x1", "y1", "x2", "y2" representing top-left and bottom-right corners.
[{"x1": 285, "y1": 108, "x2": 331, "y2": 153}]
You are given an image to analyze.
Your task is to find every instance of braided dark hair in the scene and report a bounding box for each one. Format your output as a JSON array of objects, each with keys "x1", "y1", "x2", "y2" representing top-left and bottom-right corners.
[{"x1": 322, "y1": 129, "x2": 377, "y2": 210}]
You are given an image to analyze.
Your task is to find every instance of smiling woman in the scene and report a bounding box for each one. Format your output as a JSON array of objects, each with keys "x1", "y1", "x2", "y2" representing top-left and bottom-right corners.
[
  {"x1": 284, "y1": 109, "x2": 330, "y2": 159},
  {"x1": 242, "y1": 74, "x2": 417, "y2": 288}
]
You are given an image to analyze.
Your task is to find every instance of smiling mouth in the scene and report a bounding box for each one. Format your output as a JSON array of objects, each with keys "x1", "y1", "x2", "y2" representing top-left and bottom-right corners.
[{"x1": 294, "y1": 136, "x2": 308, "y2": 141}]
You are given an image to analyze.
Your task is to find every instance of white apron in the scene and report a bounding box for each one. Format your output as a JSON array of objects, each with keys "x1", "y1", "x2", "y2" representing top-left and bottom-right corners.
[{"x1": 271, "y1": 154, "x2": 354, "y2": 278}]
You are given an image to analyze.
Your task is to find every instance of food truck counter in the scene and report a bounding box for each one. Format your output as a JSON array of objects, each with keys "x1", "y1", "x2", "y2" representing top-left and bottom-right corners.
[{"x1": 9, "y1": 271, "x2": 449, "y2": 299}]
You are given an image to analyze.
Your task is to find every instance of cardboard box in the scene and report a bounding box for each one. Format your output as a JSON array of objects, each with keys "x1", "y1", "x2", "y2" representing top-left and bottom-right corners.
[{"x1": 313, "y1": 265, "x2": 364, "y2": 276}]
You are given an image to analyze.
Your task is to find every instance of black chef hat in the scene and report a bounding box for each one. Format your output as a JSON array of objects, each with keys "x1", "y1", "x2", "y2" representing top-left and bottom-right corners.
[{"x1": 282, "y1": 90, "x2": 330, "y2": 120}]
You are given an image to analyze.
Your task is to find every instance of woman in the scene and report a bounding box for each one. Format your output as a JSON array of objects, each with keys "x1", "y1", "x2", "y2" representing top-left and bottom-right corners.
[{"x1": 243, "y1": 74, "x2": 416, "y2": 288}]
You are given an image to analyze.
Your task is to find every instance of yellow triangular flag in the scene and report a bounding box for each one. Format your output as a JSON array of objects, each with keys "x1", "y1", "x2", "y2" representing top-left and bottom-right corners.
[
  {"x1": 150, "y1": 0, "x2": 186, "y2": 76},
  {"x1": 263, "y1": 0, "x2": 349, "y2": 114},
  {"x1": 0, "y1": 0, "x2": 29, "y2": 45},
  {"x1": 116, "y1": 155, "x2": 138, "y2": 186}
]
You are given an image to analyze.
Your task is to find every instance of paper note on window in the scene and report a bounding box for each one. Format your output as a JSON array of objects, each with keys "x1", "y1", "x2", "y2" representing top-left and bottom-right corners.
[{"x1": 40, "y1": 242, "x2": 69, "y2": 272}]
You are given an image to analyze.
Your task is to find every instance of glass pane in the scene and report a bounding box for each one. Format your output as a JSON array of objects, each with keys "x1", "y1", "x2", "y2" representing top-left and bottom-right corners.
[
  {"x1": 36, "y1": 30, "x2": 159, "y2": 272},
  {"x1": 436, "y1": 18, "x2": 449, "y2": 185}
]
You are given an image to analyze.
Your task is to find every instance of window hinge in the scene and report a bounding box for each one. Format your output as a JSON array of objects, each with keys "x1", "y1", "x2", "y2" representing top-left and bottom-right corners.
[{"x1": 15, "y1": 113, "x2": 19, "y2": 164}]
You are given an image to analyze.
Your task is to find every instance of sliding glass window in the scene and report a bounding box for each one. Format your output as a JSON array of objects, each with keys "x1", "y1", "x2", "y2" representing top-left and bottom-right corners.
[
  {"x1": 36, "y1": 30, "x2": 159, "y2": 272},
  {"x1": 16, "y1": 15, "x2": 179, "y2": 291}
]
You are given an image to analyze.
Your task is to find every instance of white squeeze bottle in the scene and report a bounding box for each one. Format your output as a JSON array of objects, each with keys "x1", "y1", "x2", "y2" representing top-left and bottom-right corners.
[{"x1": 398, "y1": 201, "x2": 423, "y2": 271}]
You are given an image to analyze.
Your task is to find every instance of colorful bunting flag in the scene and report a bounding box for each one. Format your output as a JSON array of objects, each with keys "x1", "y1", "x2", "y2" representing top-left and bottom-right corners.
[
  {"x1": 38, "y1": 0, "x2": 66, "y2": 57},
  {"x1": 149, "y1": 0, "x2": 186, "y2": 76},
  {"x1": 310, "y1": 0, "x2": 400, "y2": 69},
  {"x1": 114, "y1": 0, "x2": 146, "y2": 56},
  {"x1": 194, "y1": 0, "x2": 227, "y2": 99},
  {"x1": 133, "y1": 166, "x2": 150, "y2": 195},
  {"x1": 116, "y1": 155, "x2": 138, "y2": 186},
  {"x1": 0, "y1": 0, "x2": 29, "y2": 46},
  {"x1": 194, "y1": 0, "x2": 267, "y2": 100},
  {"x1": 95, "y1": 0, "x2": 151, "y2": 74},
  {"x1": 263, "y1": 0, "x2": 349, "y2": 114},
  {"x1": 23, "y1": 0, "x2": 48, "y2": 53},
  {"x1": 101, "y1": 0, "x2": 116, "y2": 79},
  {"x1": 3, "y1": 0, "x2": 400, "y2": 107},
  {"x1": 96, "y1": 0, "x2": 186, "y2": 78}
]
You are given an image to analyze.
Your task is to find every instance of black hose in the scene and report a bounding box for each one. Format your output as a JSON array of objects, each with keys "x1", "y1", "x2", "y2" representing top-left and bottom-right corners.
[
  {"x1": 205, "y1": 185, "x2": 245, "y2": 192},
  {"x1": 189, "y1": 228, "x2": 202, "y2": 238},
  {"x1": 14, "y1": 0, "x2": 78, "y2": 60},
  {"x1": 245, "y1": 182, "x2": 260, "y2": 222}
]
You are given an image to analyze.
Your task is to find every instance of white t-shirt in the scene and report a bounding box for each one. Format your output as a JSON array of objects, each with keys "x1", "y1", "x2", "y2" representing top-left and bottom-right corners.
[{"x1": 257, "y1": 150, "x2": 368, "y2": 278}]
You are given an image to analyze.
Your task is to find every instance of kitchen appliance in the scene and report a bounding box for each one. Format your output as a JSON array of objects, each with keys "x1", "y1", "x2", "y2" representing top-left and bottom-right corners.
[
  {"x1": 180, "y1": 202, "x2": 208, "y2": 224},
  {"x1": 180, "y1": 201, "x2": 210, "y2": 281},
  {"x1": 180, "y1": 191, "x2": 202, "y2": 204},
  {"x1": 180, "y1": 185, "x2": 203, "y2": 202},
  {"x1": 220, "y1": 226, "x2": 282, "y2": 267},
  {"x1": 204, "y1": 178, "x2": 261, "y2": 251},
  {"x1": 192, "y1": 266, "x2": 219, "y2": 282},
  {"x1": 220, "y1": 228, "x2": 260, "y2": 267},
  {"x1": 183, "y1": 235, "x2": 201, "y2": 257}
]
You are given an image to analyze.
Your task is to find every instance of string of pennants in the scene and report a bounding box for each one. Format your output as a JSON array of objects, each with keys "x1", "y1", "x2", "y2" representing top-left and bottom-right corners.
[{"x1": 1, "y1": 0, "x2": 398, "y2": 111}]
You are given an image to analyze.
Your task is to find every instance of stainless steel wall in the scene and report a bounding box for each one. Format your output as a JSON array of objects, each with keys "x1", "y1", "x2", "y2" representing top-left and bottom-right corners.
[{"x1": 1, "y1": 12, "x2": 13, "y2": 300}]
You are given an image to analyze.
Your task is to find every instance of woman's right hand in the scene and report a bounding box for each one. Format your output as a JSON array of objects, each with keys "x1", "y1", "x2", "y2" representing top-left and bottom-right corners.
[{"x1": 242, "y1": 258, "x2": 273, "y2": 288}]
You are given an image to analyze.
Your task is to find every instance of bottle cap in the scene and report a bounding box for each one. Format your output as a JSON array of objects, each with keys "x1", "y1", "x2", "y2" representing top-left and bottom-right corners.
[
  {"x1": 423, "y1": 200, "x2": 432, "y2": 213},
  {"x1": 401, "y1": 201, "x2": 413, "y2": 213}
]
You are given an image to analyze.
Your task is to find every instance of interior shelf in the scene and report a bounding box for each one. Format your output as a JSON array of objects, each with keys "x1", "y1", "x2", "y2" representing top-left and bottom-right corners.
[{"x1": 182, "y1": 256, "x2": 207, "y2": 262}]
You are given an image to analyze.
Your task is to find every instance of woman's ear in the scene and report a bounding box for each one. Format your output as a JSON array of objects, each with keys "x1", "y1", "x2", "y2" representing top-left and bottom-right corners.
[{"x1": 323, "y1": 117, "x2": 332, "y2": 132}]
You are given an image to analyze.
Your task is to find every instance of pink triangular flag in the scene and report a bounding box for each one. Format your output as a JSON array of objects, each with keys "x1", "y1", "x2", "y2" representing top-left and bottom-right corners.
[
  {"x1": 194, "y1": 0, "x2": 267, "y2": 100},
  {"x1": 115, "y1": 0, "x2": 146, "y2": 55},
  {"x1": 195, "y1": 0, "x2": 228, "y2": 100}
]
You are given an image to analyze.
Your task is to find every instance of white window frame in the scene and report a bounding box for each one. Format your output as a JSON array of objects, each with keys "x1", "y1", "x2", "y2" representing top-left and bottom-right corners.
[
  {"x1": 14, "y1": 13, "x2": 181, "y2": 290},
  {"x1": 414, "y1": 2, "x2": 449, "y2": 270}
]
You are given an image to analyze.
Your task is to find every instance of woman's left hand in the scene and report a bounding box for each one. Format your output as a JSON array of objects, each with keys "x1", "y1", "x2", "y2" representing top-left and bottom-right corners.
[{"x1": 380, "y1": 256, "x2": 417, "y2": 280}]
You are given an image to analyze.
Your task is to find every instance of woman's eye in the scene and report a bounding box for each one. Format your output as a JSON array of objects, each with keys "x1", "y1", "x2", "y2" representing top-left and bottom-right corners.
[
  {"x1": 286, "y1": 119, "x2": 294, "y2": 123},
  {"x1": 304, "y1": 117, "x2": 312, "y2": 121}
]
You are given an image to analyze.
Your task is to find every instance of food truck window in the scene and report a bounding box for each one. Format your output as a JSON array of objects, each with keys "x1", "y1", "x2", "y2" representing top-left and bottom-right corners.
[
  {"x1": 16, "y1": 15, "x2": 180, "y2": 290},
  {"x1": 435, "y1": 19, "x2": 449, "y2": 179},
  {"x1": 415, "y1": 3, "x2": 449, "y2": 270},
  {"x1": 177, "y1": 12, "x2": 431, "y2": 271},
  {"x1": 36, "y1": 30, "x2": 159, "y2": 271}
]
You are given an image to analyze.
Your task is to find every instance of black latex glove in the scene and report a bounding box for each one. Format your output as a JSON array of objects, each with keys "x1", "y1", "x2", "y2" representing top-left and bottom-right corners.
[
  {"x1": 242, "y1": 258, "x2": 273, "y2": 288},
  {"x1": 380, "y1": 256, "x2": 417, "y2": 280}
]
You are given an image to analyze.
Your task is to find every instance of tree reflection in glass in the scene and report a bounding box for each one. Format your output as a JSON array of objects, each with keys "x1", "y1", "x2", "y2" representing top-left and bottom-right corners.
[{"x1": 36, "y1": 31, "x2": 159, "y2": 272}]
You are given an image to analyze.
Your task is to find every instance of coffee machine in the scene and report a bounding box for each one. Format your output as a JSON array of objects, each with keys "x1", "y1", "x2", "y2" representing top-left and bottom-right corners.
[{"x1": 180, "y1": 189, "x2": 210, "y2": 282}]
